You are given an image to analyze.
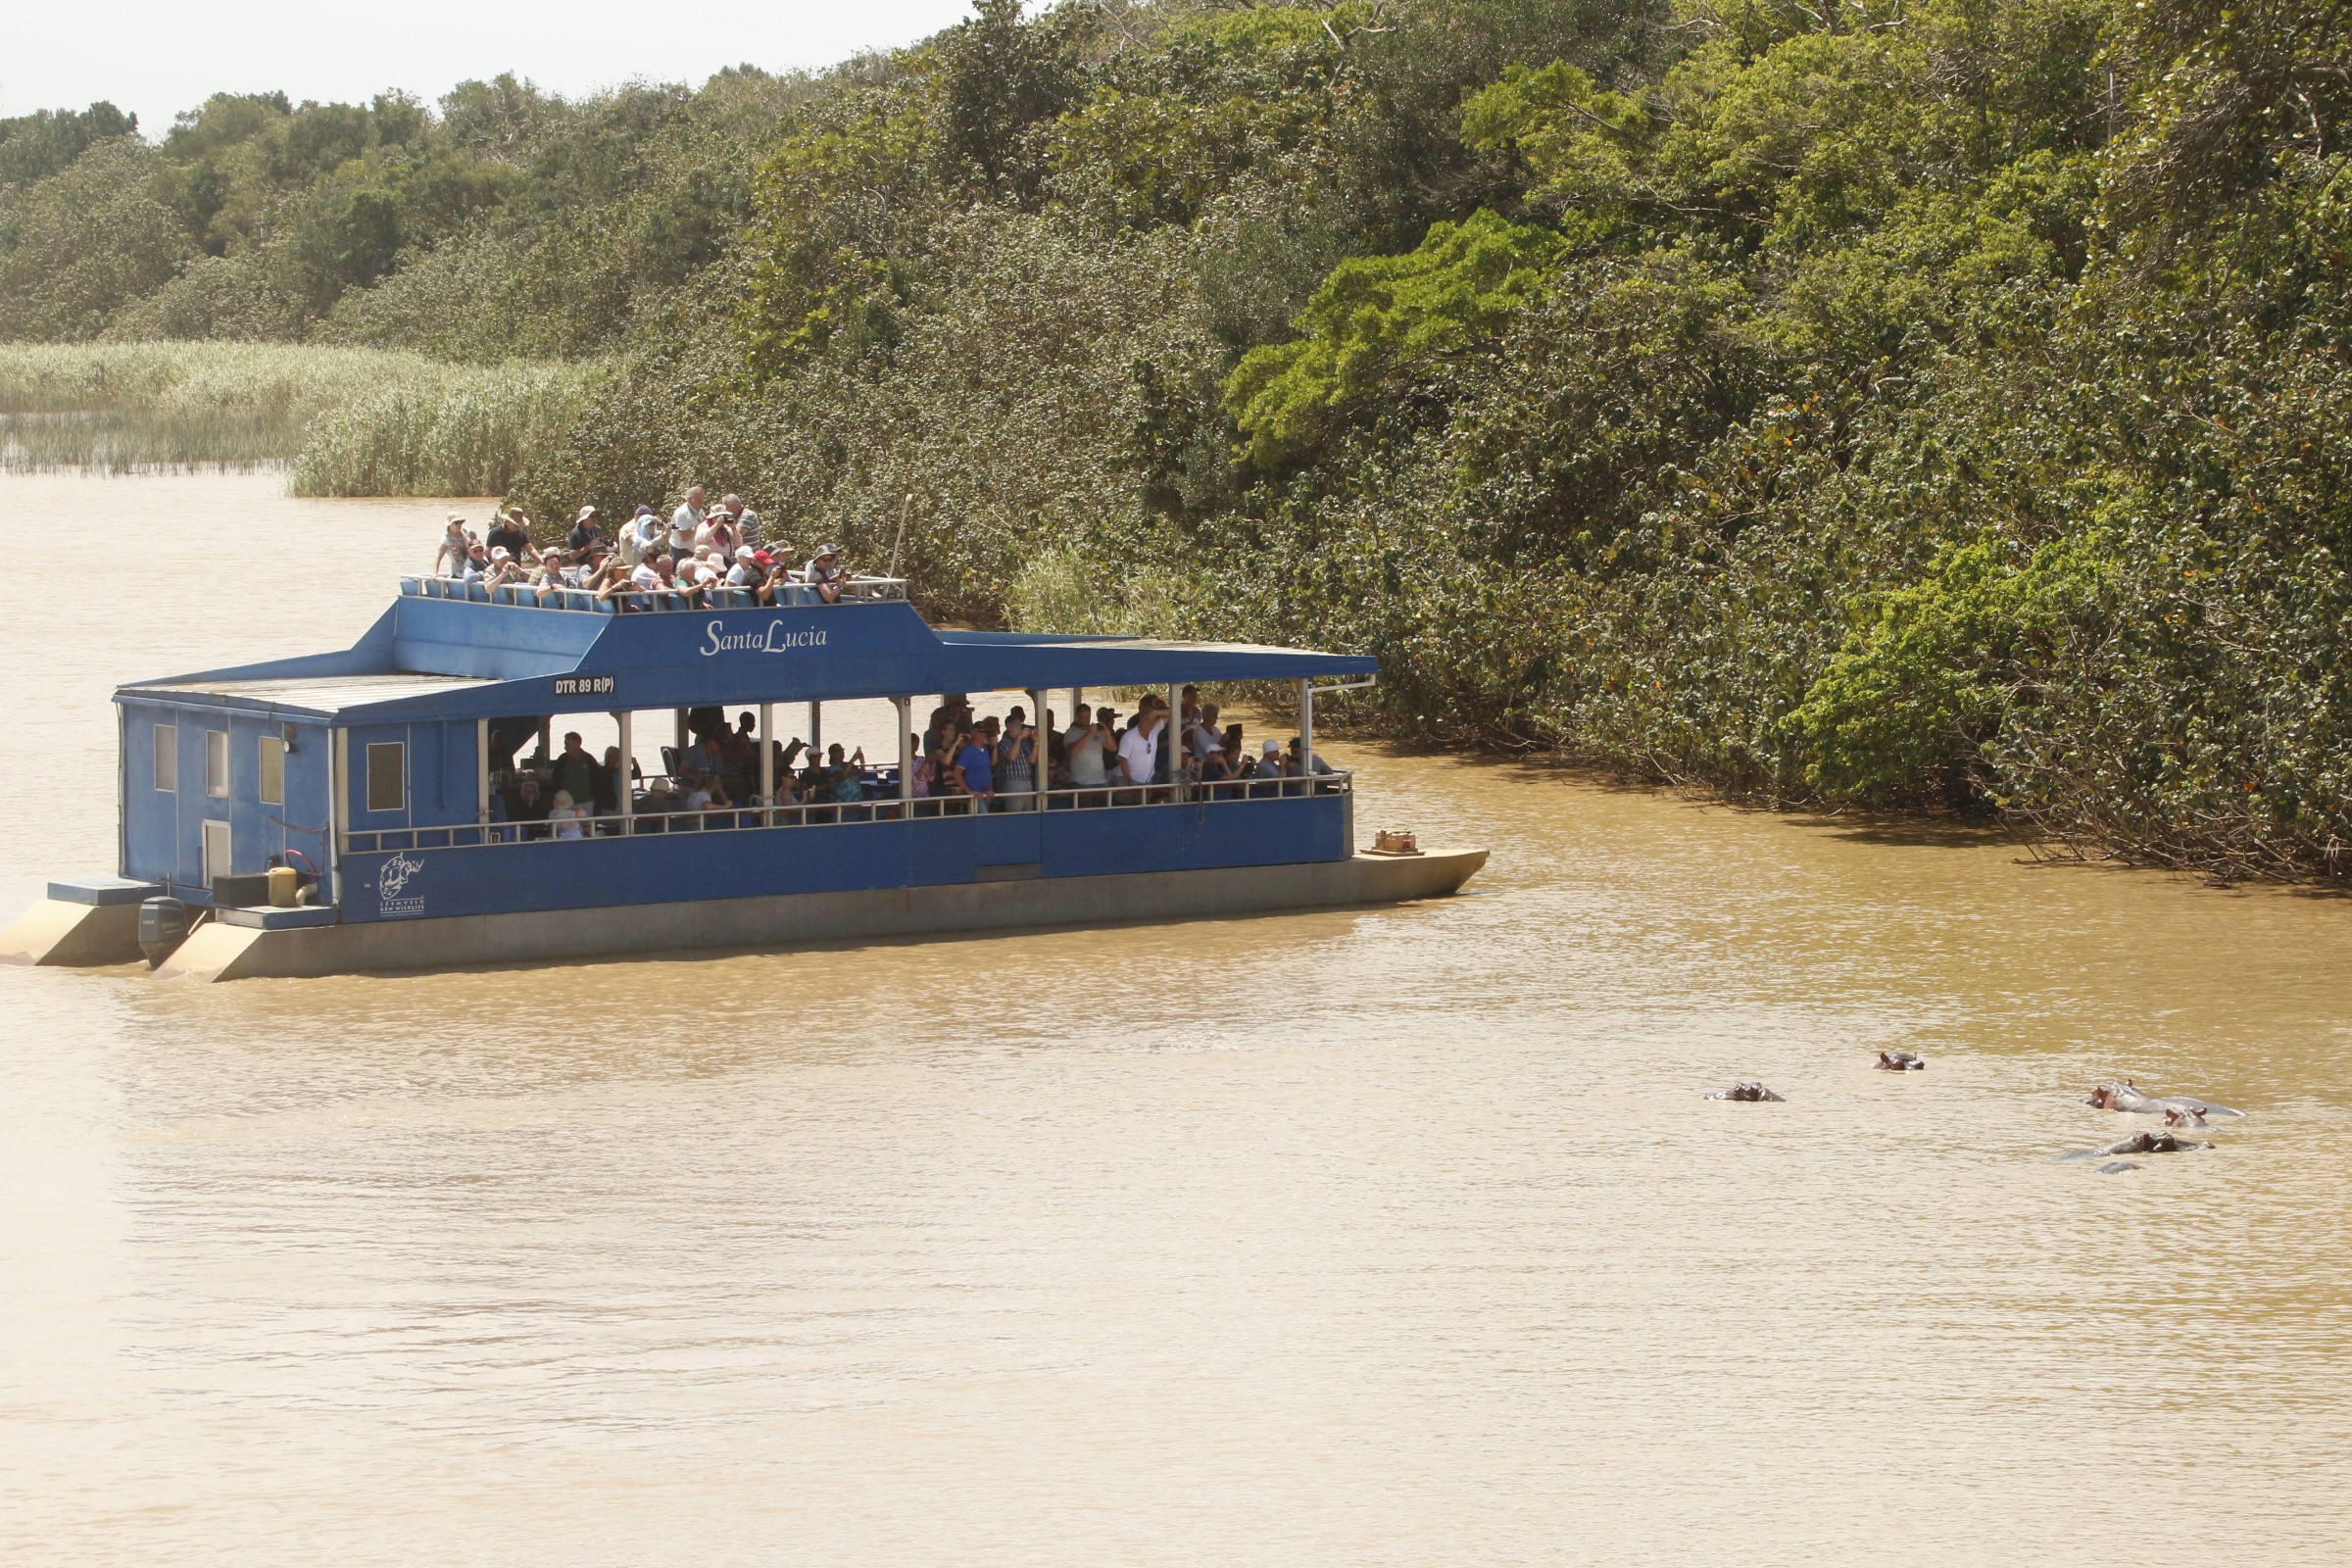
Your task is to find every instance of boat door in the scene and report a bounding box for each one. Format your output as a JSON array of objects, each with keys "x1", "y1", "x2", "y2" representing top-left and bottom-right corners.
[{"x1": 200, "y1": 819, "x2": 231, "y2": 889}]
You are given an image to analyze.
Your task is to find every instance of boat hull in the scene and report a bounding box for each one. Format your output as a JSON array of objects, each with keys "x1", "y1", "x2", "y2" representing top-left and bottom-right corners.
[{"x1": 149, "y1": 848, "x2": 1488, "y2": 981}]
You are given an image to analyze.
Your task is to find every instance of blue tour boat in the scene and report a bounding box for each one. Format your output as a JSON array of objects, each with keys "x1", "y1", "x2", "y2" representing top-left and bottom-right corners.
[{"x1": 3, "y1": 574, "x2": 1485, "y2": 980}]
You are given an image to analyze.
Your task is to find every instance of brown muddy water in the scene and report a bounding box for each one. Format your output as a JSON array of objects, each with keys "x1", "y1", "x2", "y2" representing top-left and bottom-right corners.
[{"x1": 3, "y1": 470, "x2": 2350, "y2": 1566}]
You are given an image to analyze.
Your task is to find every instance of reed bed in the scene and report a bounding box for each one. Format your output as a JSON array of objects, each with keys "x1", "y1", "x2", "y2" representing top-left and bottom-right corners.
[{"x1": 0, "y1": 342, "x2": 604, "y2": 495}]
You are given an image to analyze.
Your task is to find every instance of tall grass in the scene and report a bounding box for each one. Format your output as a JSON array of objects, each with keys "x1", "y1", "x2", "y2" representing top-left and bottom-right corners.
[{"x1": 0, "y1": 341, "x2": 606, "y2": 496}]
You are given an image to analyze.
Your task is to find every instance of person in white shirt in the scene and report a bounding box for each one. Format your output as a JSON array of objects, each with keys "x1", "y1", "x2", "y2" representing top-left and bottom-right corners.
[
  {"x1": 547, "y1": 790, "x2": 588, "y2": 840},
  {"x1": 1117, "y1": 709, "x2": 1163, "y2": 791},
  {"x1": 1063, "y1": 705, "x2": 1108, "y2": 791},
  {"x1": 696, "y1": 510, "x2": 739, "y2": 564},
  {"x1": 629, "y1": 559, "x2": 664, "y2": 592},
  {"x1": 668, "y1": 486, "x2": 707, "y2": 559}
]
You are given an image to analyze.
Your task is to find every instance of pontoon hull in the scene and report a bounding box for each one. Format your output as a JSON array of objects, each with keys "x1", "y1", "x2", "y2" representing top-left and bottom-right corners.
[{"x1": 144, "y1": 848, "x2": 1487, "y2": 981}]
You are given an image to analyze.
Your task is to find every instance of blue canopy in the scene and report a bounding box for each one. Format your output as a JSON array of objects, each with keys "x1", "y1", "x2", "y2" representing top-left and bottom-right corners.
[{"x1": 120, "y1": 597, "x2": 1377, "y2": 721}]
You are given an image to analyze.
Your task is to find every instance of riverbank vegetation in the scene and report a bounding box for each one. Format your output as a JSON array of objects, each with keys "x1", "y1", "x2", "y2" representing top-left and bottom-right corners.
[
  {"x1": 0, "y1": 343, "x2": 601, "y2": 492},
  {"x1": 6, "y1": 0, "x2": 2350, "y2": 880}
]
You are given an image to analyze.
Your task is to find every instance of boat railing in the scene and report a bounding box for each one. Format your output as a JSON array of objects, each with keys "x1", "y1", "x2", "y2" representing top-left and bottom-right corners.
[
  {"x1": 397, "y1": 574, "x2": 909, "y2": 612},
  {"x1": 343, "y1": 771, "x2": 1352, "y2": 854}
]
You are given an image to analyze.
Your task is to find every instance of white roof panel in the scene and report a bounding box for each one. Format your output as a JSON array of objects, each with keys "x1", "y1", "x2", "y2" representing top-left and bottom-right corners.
[{"x1": 126, "y1": 673, "x2": 497, "y2": 716}]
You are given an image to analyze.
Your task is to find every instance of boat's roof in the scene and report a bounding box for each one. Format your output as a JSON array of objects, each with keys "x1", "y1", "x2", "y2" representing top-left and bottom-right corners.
[{"x1": 117, "y1": 596, "x2": 1376, "y2": 721}]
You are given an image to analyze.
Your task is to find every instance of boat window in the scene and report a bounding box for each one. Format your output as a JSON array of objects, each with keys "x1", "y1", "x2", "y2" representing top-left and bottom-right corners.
[
  {"x1": 259, "y1": 735, "x2": 285, "y2": 806},
  {"x1": 366, "y1": 742, "x2": 406, "y2": 813},
  {"x1": 201, "y1": 820, "x2": 230, "y2": 887},
  {"x1": 204, "y1": 729, "x2": 228, "y2": 797},
  {"x1": 153, "y1": 724, "x2": 176, "y2": 792}
]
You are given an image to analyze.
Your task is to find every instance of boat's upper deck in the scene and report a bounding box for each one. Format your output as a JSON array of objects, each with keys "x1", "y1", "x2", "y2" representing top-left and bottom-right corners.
[{"x1": 119, "y1": 583, "x2": 1377, "y2": 722}]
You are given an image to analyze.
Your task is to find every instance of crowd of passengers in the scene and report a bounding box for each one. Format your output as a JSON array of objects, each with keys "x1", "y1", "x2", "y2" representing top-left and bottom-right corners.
[
  {"x1": 430, "y1": 485, "x2": 858, "y2": 605},
  {"x1": 493, "y1": 687, "x2": 1337, "y2": 838}
]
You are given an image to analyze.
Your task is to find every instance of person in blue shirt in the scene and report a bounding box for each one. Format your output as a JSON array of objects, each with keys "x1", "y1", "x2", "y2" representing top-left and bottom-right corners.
[
  {"x1": 680, "y1": 731, "x2": 725, "y2": 786},
  {"x1": 955, "y1": 719, "x2": 996, "y2": 814}
]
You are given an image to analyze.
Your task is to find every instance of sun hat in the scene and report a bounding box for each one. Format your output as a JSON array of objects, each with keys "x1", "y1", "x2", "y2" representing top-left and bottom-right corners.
[
  {"x1": 633, "y1": 504, "x2": 654, "y2": 516},
  {"x1": 815, "y1": 543, "x2": 841, "y2": 557},
  {"x1": 1262, "y1": 740, "x2": 1282, "y2": 756},
  {"x1": 490, "y1": 546, "x2": 512, "y2": 562},
  {"x1": 574, "y1": 505, "x2": 599, "y2": 522}
]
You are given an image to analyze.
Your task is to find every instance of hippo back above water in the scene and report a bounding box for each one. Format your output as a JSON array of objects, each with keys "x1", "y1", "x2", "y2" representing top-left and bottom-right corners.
[{"x1": 2085, "y1": 1080, "x2": 2241, "y2": 1118}]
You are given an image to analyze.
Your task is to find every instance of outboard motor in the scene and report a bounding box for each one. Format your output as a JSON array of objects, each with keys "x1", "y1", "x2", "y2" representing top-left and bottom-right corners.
[{"x1": 137, "y1": 896, "x2": 193, "y2": 969}]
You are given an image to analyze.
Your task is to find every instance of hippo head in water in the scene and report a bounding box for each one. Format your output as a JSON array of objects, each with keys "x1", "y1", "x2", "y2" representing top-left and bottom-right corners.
[
  {"x1": 1876, "y1": 1051, "x2": 1926, "y2": 1071},
  {"x1": 2164, "y1": 1105, "x2": 2211, "y2": 1129},
  {"x1": 2085, "y1": 1080, "x2": 2156, "y2": 1112},
  {"x1": 2097, "y1": 1130, "x2": 2213, "y2": 1156},
  {"x1": 2087, "y1": 1079, "x2": 2241, "y2": 1118},
  {"x1": 1705, "y1": 1081, "x2": 1785, "y2": 1102}
]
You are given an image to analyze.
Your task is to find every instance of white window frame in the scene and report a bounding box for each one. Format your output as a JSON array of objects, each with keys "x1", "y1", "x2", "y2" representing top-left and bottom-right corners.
[
  {"x1": 204, "y1": 729, "x2": 229, "y2": 798},
  {"x1": 154, "y1": 723, "x2": 176, "y2": 792},
  {"x1": 258, "y1": 733, "x2": 285, "y2": 807},
  {"x1": 365, "y1": 741, "x2": 407, "y2": 813}
]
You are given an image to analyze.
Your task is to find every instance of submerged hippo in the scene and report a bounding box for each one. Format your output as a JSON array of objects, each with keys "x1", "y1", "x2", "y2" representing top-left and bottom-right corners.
[
  {"x1": 1705, "y1": 1081, "x2": 1785, "y2": 1102},
  {"x1": 1876, "y1": 1051, "x2": 1927, "y2": 1071},
  {"x1": 2097, "y1": 1160, "x2": 2141, "y2": 1175},
  {"x1": 2163, "y1": 1105, "x2": 2211, "y2": 1129},
  {"x1": 2094, "y1": 1130, "x2": 2213, "y2": 1156},
  {"x1": 2084, "y1": 1079, "x2": 2242, "y2": 1118}
]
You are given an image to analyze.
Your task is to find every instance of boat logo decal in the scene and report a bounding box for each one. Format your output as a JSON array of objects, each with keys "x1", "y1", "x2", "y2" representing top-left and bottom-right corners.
[
  {"x1": 377, "y1": 852, "x2": 426, "y2": 915},
  {"x1": 701, "y1": 619, "x2": 829, "y2": 658}
]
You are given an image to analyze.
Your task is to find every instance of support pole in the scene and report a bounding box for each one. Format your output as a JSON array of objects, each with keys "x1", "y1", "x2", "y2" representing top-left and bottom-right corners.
[
  {"x1": 616, "y1": 711, "x2": 634, "y2": 835},
  {"x1": 475, "y1": 717, "x2": 490, "y2": 830},
  {"x1": 810, "y1": 700, "x2": 823, "y2": 758},
  {"x1": 1028, "y1": 688, "x2": 1046, "y2": 810},
  {"x1": 759, "y1": 702, "x2": 775, "y2": 825},
  {"x1": 1298, "y1": 678, "x2": 1313, "y2": 800},
  {"x1": 327, "y1": 727, "x2": 346, "y2": 904},
  {"x1": 895, "y1": 696, "x2": 912, "y2": 814},
  {"x1": 1166, "y1": 681, "x2": 1180, "y2": 797}
]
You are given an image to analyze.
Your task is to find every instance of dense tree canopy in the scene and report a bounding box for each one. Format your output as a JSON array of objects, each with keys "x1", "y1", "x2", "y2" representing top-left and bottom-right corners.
[{"x1": 9, "y1": 0, "x2": 2352, "y2": 878}]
